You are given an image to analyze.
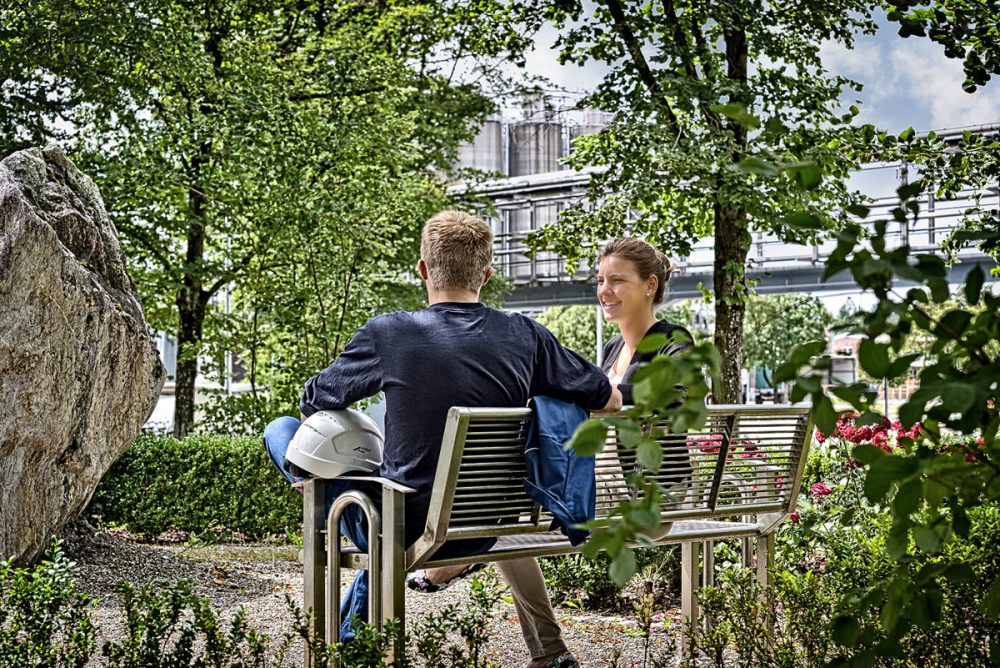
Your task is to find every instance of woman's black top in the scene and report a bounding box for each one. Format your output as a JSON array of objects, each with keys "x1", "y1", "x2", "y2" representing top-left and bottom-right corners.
[
  {"x1": 600, "y1": 319, "x2": 693, "y2": 406},
  {"x1": 602, "y1": 318, "x2": 695, "y2": 486}
]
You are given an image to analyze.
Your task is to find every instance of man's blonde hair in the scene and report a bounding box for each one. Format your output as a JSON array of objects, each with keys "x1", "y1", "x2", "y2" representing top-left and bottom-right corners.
[{"x1": 420, "y1": 210, "x2": 493, "y2": 292}]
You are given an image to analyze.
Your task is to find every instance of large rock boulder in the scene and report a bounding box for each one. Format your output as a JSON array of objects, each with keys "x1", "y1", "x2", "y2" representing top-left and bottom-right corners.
[{"x1": 0, "y1": 146, "x2": 165, "y2": 564}]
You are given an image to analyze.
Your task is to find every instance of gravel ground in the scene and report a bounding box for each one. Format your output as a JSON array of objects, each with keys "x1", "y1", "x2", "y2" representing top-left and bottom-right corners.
[{"x1": 58, "y1": 522, "x2": 685, "y2": 667}]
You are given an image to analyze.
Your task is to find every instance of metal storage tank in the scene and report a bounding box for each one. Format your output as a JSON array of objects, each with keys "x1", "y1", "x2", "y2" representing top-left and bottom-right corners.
[
  {"x1": 456, "y1": 117, "x2": 504, "y2": 174},
  {"x1": 569, "y1": 109, "x2": 612, "y2": 152},
  {"x1": 509, "y1": 122, "x2": 564, "y2": 176}
]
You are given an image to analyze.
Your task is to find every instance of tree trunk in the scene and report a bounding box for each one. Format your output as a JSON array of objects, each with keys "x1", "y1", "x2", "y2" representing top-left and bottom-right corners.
[
  {"x1": 712, "y1": 26, "x2": 751, "y2": 405},
  {"x1": 172, "y1": 287, "x2": 207, "y2": 438},
  {"x1": 712, "y1": 206, "x2": 751, "y2": 404},
  {"x1": 172, "y1": 139, "x2": 211, "y2": 438}
]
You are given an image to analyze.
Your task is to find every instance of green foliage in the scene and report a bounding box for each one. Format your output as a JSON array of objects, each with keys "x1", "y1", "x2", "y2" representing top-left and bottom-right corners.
[
  {"x1": 88, "y1": 435, "x2": 301, "y2": 539},
  {"x1": 541, "y1": 553, "x2": 623, "y2": 610},
  {"x1": 670, "y1": 431, "x2": 1000, "y2": 667},
  {"x1": 683, "y1": 567, "x2": 847, "y2": 667},
  {"x1": 522, "y1": 0, "x2": 876, "y2": 401},
  {"x1": 742, "y1": 294, "x2": 832, "y2": 386},
  {"x1": 102, "y1": 580, "x2": 275, "y2": 668},
  {"x1": 531, "y1": 0, "x2": 874, "y2": 260},
  {"x1": 1, "y1": 543, "x2": 509, "y2": 668},
  {"x1": 3, "y1": 0, "x2": 539, "y2": 436},
  {"x1": 570, "y1": 329, "x2": 720, "y2": 586},
  {"x1": 541, "y1": 547, "x2": 680, "y2": 612},
  {"x1": 758, "y1": 123, "x2": 999, "y2": 659},
  {"x1": 535, "y1": 305, "x2": 617, "y2": 363},
  {"x1": 410, "y1": 572, "x2": 505, "y2": 668},
  {"x1": 884, "y1": 1, "x2": 1000, "y2": 92},
  {"x1": 0, "y1": 541, "x2": 96, "y2": 668}
]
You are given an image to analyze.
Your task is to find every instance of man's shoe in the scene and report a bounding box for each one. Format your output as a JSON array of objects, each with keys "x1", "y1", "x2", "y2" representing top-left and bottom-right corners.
[
  {"x1": 539, "y1": 652, "x2": 579, "y2": 668},
  {"x1": 406, "y1": 562, "x2": 487, "y2": 593}
]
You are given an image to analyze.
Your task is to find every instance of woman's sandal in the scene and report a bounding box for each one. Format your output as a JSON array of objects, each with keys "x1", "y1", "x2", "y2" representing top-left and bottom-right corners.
[{"x1": 405, "y1": 562, "x2": 487, "y2": 593}]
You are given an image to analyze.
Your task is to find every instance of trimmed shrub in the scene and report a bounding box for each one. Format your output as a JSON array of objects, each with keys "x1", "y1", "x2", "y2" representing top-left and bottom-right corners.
[{"x1": 87, "y1": 434, "x2": 301, "y2": 539}]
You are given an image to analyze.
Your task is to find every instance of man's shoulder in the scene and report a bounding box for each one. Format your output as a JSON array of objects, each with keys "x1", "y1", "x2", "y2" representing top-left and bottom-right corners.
[
  {"x1": 355, "y1": 311, "x2": 418, "y2": 340},
  {"x1": 365, "y1": 310, "x2": 420, "y2": 327}
]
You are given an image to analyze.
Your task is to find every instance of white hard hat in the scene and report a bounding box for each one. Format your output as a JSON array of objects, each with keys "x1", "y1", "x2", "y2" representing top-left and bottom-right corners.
[{"x1": 284, "y1": 409, "x2": 383, "y2": 479}]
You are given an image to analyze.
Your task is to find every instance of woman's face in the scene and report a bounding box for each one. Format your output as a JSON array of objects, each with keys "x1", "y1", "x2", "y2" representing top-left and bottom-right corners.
[{"x1": 596, "y1": 255, "x2": 656, "y2": 324}]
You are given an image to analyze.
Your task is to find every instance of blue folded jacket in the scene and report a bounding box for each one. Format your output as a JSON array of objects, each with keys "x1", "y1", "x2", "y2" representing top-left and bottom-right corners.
[{"x1": 523, "y1": 395, "x2": 596, "y2": 546}]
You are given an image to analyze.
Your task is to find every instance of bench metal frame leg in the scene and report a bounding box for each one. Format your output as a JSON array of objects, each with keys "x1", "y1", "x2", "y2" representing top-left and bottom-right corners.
[
  {"x1": 328, "y1": 491, "x2": 383, "y2": 645},
  {"x1": 381, "y1": 486, "x2": 406, "y2": 662},
  {"x1": 303, "y1": 481, "x2": 327, "y2": 668},
  {"x1": 755, "y1": 532, "x2": 773, "y2": 587},
  {"x1": 756, "y1": 532, "x2": 776, "y2": 639},
  {"x1": 302, "y1": 480, "x2": 408, "y2": 667},
  {"x1": 680, "y1": 540, "x2": 701, "y2": 660}
]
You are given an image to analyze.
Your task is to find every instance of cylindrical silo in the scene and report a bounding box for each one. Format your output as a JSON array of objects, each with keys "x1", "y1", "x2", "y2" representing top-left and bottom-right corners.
[
  {"x1": 456, "y1": 117, "x2": 504, "y2": 173},
  {"x1": 508, "y1": 121, "x2": 563, "y2": 176},
  {"x1": 569, "y1": 109, "x2": 613, "y2": 151}
]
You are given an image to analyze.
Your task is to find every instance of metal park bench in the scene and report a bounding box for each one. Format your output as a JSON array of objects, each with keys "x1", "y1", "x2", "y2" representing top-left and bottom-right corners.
[{"x1": 299, "y1": 404, "x2": 813, "y2": 664}]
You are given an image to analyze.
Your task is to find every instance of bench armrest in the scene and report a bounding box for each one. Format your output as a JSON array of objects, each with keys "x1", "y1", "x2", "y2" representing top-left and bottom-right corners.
[{"x1": 293, "y1": 476, "x2": 416, "y2": 495}]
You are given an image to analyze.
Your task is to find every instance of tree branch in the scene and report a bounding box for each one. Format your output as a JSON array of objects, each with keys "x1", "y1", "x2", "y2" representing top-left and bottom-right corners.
[
  {"x1": 602, "y1": 0, "x2": 680, "y2": 132},
  {"x1": 288, "y1": 85, "x2": 387, "y2": 102},
  {"x1": 660, "y1": 0, "x2": 698, "y2": 80},
  {"x1": 205, "y1": 246, "x2": 257, "y2": 298},
  {"x1": 661, "y1": 0, "x2": 722, "y2": 131}
]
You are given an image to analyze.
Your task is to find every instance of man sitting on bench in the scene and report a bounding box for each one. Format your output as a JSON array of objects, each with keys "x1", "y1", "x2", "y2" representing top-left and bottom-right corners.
[{"x1": 263, "y1": 210, "x2": 621, "y2": 668}]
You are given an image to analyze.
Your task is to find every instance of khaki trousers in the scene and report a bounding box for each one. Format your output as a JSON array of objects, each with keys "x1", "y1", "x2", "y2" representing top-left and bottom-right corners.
[{"x1": 496, "y1": 557, "x2": 568, "y2": 659}]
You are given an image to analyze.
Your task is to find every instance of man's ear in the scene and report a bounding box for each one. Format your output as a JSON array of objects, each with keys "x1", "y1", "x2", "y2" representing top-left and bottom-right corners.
[
  {"x1": 418, "y1": 259, "x2": 429, "y2": 281},
  {"x1": 482, "y1": 266, "x2": 494, "y2": 286}
]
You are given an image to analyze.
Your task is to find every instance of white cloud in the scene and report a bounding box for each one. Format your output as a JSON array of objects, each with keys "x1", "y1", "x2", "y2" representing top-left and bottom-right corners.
[
  {"x1": 819, "y1": 39, "x2": 883, "y2": 82},
  {"x1": 888, "y1": 37, "x2": 1000, "y2": 129},
  {"x1": 818, "y1": 24, "x2": 1000, "y2": 132}
]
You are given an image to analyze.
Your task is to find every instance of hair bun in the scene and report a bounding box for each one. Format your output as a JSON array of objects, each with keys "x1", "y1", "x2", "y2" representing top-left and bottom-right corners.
[{"x1": 656, "y1": 249, "x2": 675, "y2": 278}]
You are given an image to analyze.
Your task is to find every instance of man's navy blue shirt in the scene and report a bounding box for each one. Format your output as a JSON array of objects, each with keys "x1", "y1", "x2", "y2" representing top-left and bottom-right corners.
[{"x1": 300, "y1": 301, "x2": 612, "y2": 518}]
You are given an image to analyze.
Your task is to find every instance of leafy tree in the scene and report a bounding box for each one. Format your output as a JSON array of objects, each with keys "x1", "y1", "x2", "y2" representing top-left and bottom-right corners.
[
  {"x1": 774, "y1": 179, "x2": 999, "y2": 663},
  {"x1": 522, "y1": 0, "x2": 874, "y2": 403},
  {"x1": 534, "y1": 300, "x2": 700, "y2": 366},
  {"x1": 5, "y1": 0, "x2": 538, "y2": 435},
  {"x1": 743, "y1": 294, "x2": 833, "y2": 387},
  {"x1": 535, "y1": 305, "x2": 616, "y2": 364}
]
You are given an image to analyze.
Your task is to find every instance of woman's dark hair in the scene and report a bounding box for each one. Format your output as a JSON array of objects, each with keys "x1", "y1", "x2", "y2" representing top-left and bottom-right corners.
[{"x1": 597, "y1": 237, "x2": 674, "y2": 304}]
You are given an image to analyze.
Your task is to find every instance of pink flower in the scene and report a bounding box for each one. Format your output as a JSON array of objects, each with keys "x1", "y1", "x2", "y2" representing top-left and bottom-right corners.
[
  {"x1": 811, "y1": 482, "x2": 832, "y2": 496},
  {"x1": 872, "y1": 431, "x2": 892, "y2": 453},
  {"x1": 789, "y1": 512, "x2": 800, "y2": 524}
]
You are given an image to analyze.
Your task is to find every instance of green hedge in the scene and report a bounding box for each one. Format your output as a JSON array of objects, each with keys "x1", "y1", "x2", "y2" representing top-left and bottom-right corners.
[{"x1": 87, "y1": 434, "x2": 301, "y2": 539}]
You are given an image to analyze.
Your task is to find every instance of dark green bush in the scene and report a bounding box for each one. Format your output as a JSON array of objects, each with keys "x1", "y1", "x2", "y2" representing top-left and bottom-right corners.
[
  {"x1": 0, "y1": 541, "x2": 96, "y2": 668},
  {"x1": 541, "y1": 546, "x2": 680, "y2": 611},
  {"x1": 87, "y1": 434, "x2": 301, "y2": 539}
]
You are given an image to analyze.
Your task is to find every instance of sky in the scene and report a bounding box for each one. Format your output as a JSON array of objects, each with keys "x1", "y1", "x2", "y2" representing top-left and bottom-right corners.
[{"x1": 514, "y1": 17, "x2": 1000, "y2": 136}]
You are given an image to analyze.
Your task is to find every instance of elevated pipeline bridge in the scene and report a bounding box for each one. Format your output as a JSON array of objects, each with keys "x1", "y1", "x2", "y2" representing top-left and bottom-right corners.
[{"x1": 450, "y1": 125, "x2": 1000, "y2": 310}]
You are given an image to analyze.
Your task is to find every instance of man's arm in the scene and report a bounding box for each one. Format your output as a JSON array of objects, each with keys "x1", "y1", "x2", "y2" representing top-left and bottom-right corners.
[
  {"x1": 300, "y1": 323, "x2": 384, "y2": 417},
  {"x1": 598, "y1": 385, "x2": 623, "y2": 413},
  {"x1": 531, "y1": 323, "x2": 614, "y2": 411}
]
